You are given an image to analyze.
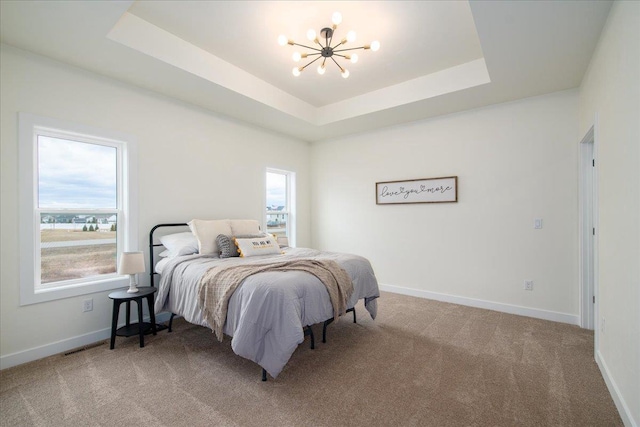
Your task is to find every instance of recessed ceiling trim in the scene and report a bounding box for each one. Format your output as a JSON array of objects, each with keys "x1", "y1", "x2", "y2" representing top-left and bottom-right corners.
[
  {"x1": 107, "y1": 11, "x2": 491, "y2": 127},
  {"x1": 316, "y1": 58, "x2": 491, "y2": 125},
  {"x1": 107, "y1": 12, "x2": 317, "y2": 124}
]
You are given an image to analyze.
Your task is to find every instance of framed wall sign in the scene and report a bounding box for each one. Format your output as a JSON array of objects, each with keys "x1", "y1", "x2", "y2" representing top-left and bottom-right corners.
[{"x1": 376, "y1": 176, "x2": 458, "y2": 205}]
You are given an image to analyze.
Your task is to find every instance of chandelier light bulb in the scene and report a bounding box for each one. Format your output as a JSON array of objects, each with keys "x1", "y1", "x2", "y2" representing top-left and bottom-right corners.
[
  {"x1": 292, "y1": 52, "x2": 302, "y2": 62},
  {"x1": 341, "y1": 69, "x2": 350, "y2": 79},
  {"x1": 332, "y1": 12, "x2": 342, "y2": 26},
  {"x1": 346, "y1": 30, "x2": 356, "y2": 43},
  {"x1": 292, "y1": 67, "x2": 301, "y2": 77},
  {"x1": 370, "y1": 40, "x2": 380, "y2": 52},
  {"x1": 277, "y1": 34, "x2": 288, "y2": 46},
  {"x1": 306, "y1": 29, "x2": 316, "y2": 41},
  {"x1": 317, "y1": 64, "x2": 326, "y2": 75},
  {"x1": 350, "y1": 54, "x2": 359, "y2": 64}
]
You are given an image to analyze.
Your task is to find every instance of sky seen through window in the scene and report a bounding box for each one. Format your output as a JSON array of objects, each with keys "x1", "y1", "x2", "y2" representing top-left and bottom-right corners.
[{"x1": 38, "y1": 136, "x2": 117, "y2": 209}]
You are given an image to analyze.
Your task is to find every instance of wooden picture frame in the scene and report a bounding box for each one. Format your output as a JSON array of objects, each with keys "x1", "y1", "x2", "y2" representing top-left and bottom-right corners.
[{"x1": 376, "y1": 176, "x2": 458, "y2": 205}]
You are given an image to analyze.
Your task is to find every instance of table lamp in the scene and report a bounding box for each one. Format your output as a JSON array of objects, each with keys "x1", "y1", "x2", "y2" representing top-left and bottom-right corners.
[{"x1": 118, "y1": 251, "x2": 145, "y2": 293}]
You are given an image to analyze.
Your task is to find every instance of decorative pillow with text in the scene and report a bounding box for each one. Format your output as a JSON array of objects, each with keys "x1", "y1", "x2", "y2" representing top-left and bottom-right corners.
[{"x1": 234, "y1": 236, "x2": 282, "y2": 257}]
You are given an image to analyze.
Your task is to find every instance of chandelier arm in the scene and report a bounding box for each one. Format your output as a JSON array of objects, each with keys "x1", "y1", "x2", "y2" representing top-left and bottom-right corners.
[
  {"x1": 332, "y1": 46, "x2": 368, "y2": 53},
  {"x1": 329, "y1": 56, "x2": 345, "y2": 72},
  {"x1": 300, "y1": 55, "x2": 323, "y2": 71},
  {"x1": 291, "y1": 42, "x2": 322, "y2": 52}
]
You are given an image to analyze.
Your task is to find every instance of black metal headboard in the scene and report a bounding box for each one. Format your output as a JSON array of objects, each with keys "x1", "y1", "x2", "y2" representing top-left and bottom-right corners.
[{"x1": 149, "y1": 223, "x2": 188, "y2": 287}]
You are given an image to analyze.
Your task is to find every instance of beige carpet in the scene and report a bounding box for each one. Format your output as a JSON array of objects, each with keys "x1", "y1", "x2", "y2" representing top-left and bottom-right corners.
[{"x1": 1, "y1": 292, "x2": 622, "y2": 426}]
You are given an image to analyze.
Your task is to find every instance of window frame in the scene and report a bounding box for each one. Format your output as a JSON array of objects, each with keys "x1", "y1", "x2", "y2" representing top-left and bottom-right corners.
[
  {"x1": 19, "y1": 113, "x2": 138, "y2": 305},
  {"x1": 265, "y1": 168, "x2": 296, "y2": 246}
]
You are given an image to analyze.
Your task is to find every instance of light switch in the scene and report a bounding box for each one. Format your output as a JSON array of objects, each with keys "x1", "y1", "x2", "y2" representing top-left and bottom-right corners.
[{"x1": 534, "y1": 219, "x2": 543, "y2": 229}]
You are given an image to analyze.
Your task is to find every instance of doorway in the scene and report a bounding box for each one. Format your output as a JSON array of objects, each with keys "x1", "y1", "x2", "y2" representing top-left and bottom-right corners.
[{"x1": 579, "y1": 126, "x2": 596, "y2": 331}]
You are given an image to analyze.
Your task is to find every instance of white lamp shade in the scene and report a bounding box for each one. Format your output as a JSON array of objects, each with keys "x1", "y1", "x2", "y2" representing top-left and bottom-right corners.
[{"x1": 118, "y1": 252, "x2": 145, "y2": 275}]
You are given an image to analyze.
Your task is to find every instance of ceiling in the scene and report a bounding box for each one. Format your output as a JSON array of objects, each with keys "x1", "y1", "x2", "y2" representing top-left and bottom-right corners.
[{"x1": 0, "y1": 1, "x2": 613, "y2": 142}]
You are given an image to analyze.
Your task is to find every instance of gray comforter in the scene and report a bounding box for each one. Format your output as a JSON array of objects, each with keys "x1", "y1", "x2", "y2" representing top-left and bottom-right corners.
[{"x1": 154, "y1": 247, "x2": 380, "y2": 378}]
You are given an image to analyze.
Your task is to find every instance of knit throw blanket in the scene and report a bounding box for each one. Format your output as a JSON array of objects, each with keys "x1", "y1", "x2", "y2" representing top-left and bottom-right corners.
[{"x1": 198, "y1": 259, "x2": 354, "y2": 341}]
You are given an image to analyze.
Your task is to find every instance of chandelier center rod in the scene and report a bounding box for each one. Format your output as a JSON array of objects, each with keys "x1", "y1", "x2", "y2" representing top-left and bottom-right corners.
[{"x1": 319, "y1": 27, "x2": 334, "y2": 40}]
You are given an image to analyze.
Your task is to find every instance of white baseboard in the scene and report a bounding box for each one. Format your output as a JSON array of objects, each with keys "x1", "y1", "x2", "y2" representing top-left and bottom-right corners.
[
  {"x1": 596, "y1": 350, "x2": 638, "y2": 427},
  {"x1": 0, "y1": 312, "x2": 171, "y2": 370},
  {"x1": 379, "y1": 284, "x2": 580, "y2": 325}
]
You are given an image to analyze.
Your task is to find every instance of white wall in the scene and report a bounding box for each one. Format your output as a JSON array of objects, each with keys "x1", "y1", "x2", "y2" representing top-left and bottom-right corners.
[
  {"x1": 0, "y1": 45, "x2": 310, "y2": 365},
  {"x1": 311, "y1": 90, "x2": 580, "y2": 322},
  {"x1": 579, "y1": 1, "x2": 640, "y2": 425}
]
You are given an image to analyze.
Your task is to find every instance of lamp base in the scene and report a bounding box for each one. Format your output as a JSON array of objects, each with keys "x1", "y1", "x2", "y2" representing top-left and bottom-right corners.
[{"x1": 127, "y1": 275, "x2": 139, "y2": 293}]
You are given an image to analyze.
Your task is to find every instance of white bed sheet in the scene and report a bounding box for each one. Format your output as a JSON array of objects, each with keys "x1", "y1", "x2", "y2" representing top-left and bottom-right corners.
[{"x1": 154, "y1": 257, "x2": 170, "y2": 274}]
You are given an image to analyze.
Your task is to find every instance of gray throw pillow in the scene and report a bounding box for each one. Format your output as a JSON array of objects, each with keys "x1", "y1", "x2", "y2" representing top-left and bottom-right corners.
[{"x1": 216, "y1": 234, "x2": 238, "y2": 258}]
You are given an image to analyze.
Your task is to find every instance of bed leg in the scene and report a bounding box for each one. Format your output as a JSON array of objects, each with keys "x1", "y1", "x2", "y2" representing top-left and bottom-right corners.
[
  {"x1": 322, "y1": 318, "x2": 334, "y2": 343},
  {"x1": 303, "y1": 325, "x2": 315, "y2": 349},
  {"x1": 322, "y1": 308, "x2": 356, "y2": 344},
  {"x1": 168, "y1": 313, "x2": 176, "y2": 332},
  {"x1": 348, "y1": 307, "x2": 357, "y2": 323},
  {"x1": 322, "y1": 321, "x2": 327, "y2": 343},
  {"x1": 308, "y1": 326, "x2": 315, "y2": 349},
  {"x1": 262, "y1": 369, "x2": 267, "y2": 382}
]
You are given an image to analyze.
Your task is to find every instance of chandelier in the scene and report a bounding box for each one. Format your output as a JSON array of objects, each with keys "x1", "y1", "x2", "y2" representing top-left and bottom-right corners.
[{"x1": 277, "y1": 12, "x2": 380, "y2": 79}]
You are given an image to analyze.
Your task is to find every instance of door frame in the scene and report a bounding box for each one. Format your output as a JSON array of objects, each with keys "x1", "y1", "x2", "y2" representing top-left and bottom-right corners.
[{"x1": 578, "y1": 120, "x2": 599, "y2": 355}]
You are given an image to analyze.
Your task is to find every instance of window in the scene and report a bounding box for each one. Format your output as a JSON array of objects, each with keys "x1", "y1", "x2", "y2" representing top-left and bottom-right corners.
[
  {"x1": 266, "y1": 168, "x2": 295, "y2": 245},
  {"x1": 19, "y1": 113, "x2": 138, "y2": 305}
]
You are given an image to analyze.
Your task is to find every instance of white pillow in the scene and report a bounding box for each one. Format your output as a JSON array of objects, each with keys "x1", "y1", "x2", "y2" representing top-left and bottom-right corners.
[
  {"x1": 230, "y1": 219, "x2": 261, "y2": 236},
  {"x1": 188, "y1": 219, "x2": 232, "y2": 255},
  {"x1": 234, "y1": 235, "x2": 282, "y2": 257},
  {"x1": 159, "y1": 232, "x2": 199, "y2": 257}
]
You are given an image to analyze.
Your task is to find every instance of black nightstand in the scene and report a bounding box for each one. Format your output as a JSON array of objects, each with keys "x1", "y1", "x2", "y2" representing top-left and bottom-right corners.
[{"x1": 109, "y1": 286, "x2": 157, "y2": 349}]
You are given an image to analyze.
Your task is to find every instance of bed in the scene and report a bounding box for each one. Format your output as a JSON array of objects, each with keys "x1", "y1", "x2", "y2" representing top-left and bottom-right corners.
[{"x1": 150, "y1": 221, "x2": 380, "y2": 380}]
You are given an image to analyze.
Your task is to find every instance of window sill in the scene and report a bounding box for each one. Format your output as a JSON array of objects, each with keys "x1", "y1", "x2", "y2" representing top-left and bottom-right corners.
[{"x1": 20, "y1": 275, "x2": 131, "y2": 306}]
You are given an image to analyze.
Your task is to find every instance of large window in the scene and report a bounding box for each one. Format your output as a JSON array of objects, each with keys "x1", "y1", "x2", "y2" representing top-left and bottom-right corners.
[
  {"x1": 266, "y1": 168, "x2": 295, "y2": 245},
  {"x1": 19, "y1": 113, "x2": 138, "y2": 305}
]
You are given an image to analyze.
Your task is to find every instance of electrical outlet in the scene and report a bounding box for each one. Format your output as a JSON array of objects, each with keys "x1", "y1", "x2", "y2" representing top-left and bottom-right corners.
[
  {"x1": 524, "y1": 280, "x2": 534, "y2": 291},
  {"x1": 83, "y1": 298, "x2": 93, "y2": 312},
  {"x1": 534, "y1": 219, "x2": 543, "y2": 229}
]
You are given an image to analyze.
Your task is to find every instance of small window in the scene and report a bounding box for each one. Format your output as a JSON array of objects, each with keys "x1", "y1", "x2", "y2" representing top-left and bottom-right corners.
[
  {"x1": 19, "y1": 113, "x2": 138, "y2": 305},
  {"x1": 266, "y1": 168, "x2": 295, "y2": 245}
]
